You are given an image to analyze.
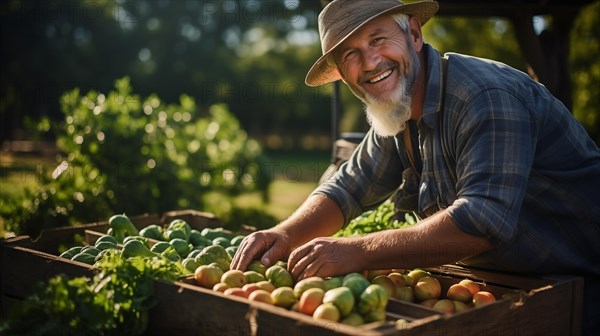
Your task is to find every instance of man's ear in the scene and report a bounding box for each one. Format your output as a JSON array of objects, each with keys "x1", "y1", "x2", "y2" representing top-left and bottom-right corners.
[
  {"x1": 332, "y1": 64, "x2": 347, "y2": 84},
  {"x1": 408, "y1": 16, "x2": 424, "y2": 53}
]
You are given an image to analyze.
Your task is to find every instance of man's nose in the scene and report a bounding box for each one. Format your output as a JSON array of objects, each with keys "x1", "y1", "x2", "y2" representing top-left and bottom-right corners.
[{"x1": 362, "y1": 48, "x2": 381, "y2": 71}]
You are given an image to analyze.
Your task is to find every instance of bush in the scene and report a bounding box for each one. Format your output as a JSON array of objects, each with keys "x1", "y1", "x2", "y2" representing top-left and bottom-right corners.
[{"x1": 1, "y1": 78, "x2": 272, "y2": 237}]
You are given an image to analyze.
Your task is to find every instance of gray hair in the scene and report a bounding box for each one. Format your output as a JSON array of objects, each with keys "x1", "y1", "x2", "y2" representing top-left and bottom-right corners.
[{"x1": 391, "y1": 13, "x2": 410, "y2": 32}]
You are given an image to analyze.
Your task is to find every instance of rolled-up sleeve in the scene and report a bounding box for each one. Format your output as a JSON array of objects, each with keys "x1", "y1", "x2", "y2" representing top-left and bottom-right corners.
[
  {"x1": 312, "y1": 129, "x2": 405, "y2": 225},
  {"x1": 446, "y1": 88, "x2": 536, "y2": 244}
]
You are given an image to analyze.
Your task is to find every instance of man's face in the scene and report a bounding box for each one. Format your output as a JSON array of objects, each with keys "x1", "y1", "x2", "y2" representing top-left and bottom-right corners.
[{"x1": 332, "y1": 15, "x2": 420, "y2": 136}]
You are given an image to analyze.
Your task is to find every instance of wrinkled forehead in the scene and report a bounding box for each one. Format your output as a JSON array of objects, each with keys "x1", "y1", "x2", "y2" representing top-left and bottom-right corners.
[{"x1": 332, "y1": 15, "x2": 405, "y2": 57}]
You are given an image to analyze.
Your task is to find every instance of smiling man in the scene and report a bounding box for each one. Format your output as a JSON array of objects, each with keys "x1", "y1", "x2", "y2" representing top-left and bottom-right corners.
[
  {"x1": 232, "y1": 1, "x2": 600, "y2": 333},
  {"x1": 331, "y1": 14, "x2": 420, "y2": 137}
]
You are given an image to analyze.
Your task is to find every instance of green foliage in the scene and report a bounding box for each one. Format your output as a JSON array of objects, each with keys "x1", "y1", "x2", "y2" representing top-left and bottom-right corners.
[
  {"x1": 0, "y1": 0, "x2": 330, "y2": 147},
  {"x1": 421, "y1": 11, "x2": 600, "y2": 144},
  {"x1": 0, "y1": 250, "x2": 183, "y2": 335},
  {"x1": 334, "y1": 200, "x2": 416, "y2": 237},
  {"x1": 570, "y1": 1, "x2": 600, "y2": 143},
  {"x1": 424, "y1": 17, "x2": 525, "y2": 70},
  {"x1": 0, "y1": 157, "x2": 114, "y2": 238},
  {"x1": 0, "y1": 78, "x2": 271, "y2": 237}
]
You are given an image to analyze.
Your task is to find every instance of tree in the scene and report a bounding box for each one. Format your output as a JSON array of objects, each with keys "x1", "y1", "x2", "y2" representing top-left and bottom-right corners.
[{"x1": 0, "y1": 0, "x2": 330, "y2": 147}]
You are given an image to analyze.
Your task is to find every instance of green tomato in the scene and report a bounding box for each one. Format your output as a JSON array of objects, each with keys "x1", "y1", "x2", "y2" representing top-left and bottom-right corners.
[
  {"x1": 150, "y1": 241, "x2": 171, "y2": 254},
  {"x1": 182, "y1": 258, "x2": 202, "y2": 273},
  {"x1": 225, "y1": 246, "x2": 238, "y2": 259},
  {"x1": 246, "y1": 260, "x2": 267, "y2": 275},
  {"x1": 265, "y1": 265, "x2": 293, "y2": 288},
  {"x1": 343, "y1": 274, "x2": 370, "y2": 300},
  {"x1": 357, "y1": 284, "x2": 389, "y2": 315},
  {"x1": 170, "y1": 238, "x2": 193, "y2": 257},
  {"x1": 230, "y1": 235, "x2": 245, "y2": 246},
  {"x1": 190, "y1": 230, "x2": 212, "y2": 247},
  {"x1": 167, "y1": 219, "x2": 191, "y2": 240},
  {"x1": 95, "y1": 241, "x2": 118, "y2": 251},
  {"x1": 187, "y1": 249, "x2": 203, "y2": 259},
  {"x1": 122, "y1": 240, "x2": 156, "y2": 258},
  {"x1": 212, "y1": 237, "x2": 230, "y2": 248},
  {"x1": 71, "y1": 252, "x2": 96, "y2": 265},
  {"x1": 324, "y1": 286, "x2": 355, "y2": 317},
  {"x1": 160, "y1": 246, "x2": 181, "y2": 262},
  {"x1": 109, "y1": 214, "x2": 139, "y2": 236},
  {"x1": 163, "y1": 229, "x2": 188, "y2": 242},
  {"x1": 244, "y1": 271, "x2": 266, "y2": 284},
  {"x1": 201, "y1": 245, "x2": 231, "y2": 262},
  {"x1": 95, "y1": 235, "x2": 118, "y2": 246},
  {"x1": 81, "y1": 246, "x2": 101, "y2": 257},
  {"x1": 323, "y1": 276, "x2": 344, "y2": 291},
  {"x1": 123, "y1": 236, "x2": 149, "y2": 246},
  {"x1": 139, "y1": 225, "x2": 164, "y2": 240}
]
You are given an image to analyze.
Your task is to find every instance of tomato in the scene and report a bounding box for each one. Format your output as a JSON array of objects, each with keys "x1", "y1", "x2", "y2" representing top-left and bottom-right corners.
[
  {"x1": 363, "y1": 308, "x2": 386, "y2": 323},
  {"x1": 298, "y1": 288, "x2": 325, "y2": 315},
  {"x1": 323, "y1": 276, "x2": 343, "y2": 291},
  {"x1": 340, "y1": 312, "x2": 365, "y2": 326},
  {"x1": 271, "y1": 287, "x2": 297, "y2": 309},
  {"x1": 343, "y1": 275, "x2": 370, "y2": 300},
  {"x1": 293, "y1": 276, "x2": 325, "y2": 298},
  {"x1": 244, "y1": 271, "x2": 266, "y2": 284},
  {"x1": 357, "y1": 284, "x2": 389, "y2": 315},
  {"x1": 265, "y1": 265, "x2": 293, "y2": 288},
  {"x1": 312, "y1": 303, "x2": 340, "y2": 322},
  {"x1": 194, "y1": 264, "x2": 224, "y2": 289},
  {"x1": 323, "y1": 286, "x2": 355, "y2": 317}
]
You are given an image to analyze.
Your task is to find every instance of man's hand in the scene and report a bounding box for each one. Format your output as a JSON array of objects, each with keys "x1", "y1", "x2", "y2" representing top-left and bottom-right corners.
[
  {"x1": 288, "y1": 237, "x2": 366, "y2": 281},
  {"x1": 230, "y1": 228, "x2": 291, "y2": 271},
  {"x1": 231, "y1": 194, "x2": 346, "y2": 272}
]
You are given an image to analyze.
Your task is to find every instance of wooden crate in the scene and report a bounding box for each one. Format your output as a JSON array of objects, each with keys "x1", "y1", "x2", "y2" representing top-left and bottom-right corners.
[
  {"x1": 0, "y1": 238, "x2": 95, "y2": 318},
  {"x1": 0, "y1": 210, "x2": 222, "y2": 318},
  {"x1": 388, "y1": 265, "x2": 583, "y2": 336},
  {"x1": 166, "y1": 266, "x2": 582, "y2": 336},
  {"x1": 1, "y1": 212, "x2": 583, "y2": 335}
]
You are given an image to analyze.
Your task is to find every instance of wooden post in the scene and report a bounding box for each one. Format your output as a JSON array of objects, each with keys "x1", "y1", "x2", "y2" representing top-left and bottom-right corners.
[{"x1": 510, "y1": 9, "x2": 579, "y2": 111}]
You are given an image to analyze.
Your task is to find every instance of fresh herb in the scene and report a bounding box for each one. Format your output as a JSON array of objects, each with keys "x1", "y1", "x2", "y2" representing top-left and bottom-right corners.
[
  {"x1": 0, "y1": 250, "x2": 184, "y2": 335},
  {"x1": 334, "y1": 199, "x2": 417, "y2": 237}
]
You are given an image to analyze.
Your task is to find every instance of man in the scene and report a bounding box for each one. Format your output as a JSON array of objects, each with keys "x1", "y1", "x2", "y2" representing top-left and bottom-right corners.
[{"x1": 232, "y1": 0, "x2": 600, "y2": 332}]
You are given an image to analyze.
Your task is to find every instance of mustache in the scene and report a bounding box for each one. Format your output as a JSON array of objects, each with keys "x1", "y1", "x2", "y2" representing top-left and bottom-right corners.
[{"x1": 359, "y1": 61, "x2": 398, "y2": 83}]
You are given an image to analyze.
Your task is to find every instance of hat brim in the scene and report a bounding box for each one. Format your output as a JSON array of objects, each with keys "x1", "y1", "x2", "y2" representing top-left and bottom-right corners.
[{"x1": 305, "y1": 1, "x2": 439, "y2": 87}]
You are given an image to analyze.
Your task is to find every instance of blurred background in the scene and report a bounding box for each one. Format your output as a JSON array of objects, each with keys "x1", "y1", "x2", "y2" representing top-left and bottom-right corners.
[{"x1": 1, "y1": 0, "x2": 598, "y2": 237}]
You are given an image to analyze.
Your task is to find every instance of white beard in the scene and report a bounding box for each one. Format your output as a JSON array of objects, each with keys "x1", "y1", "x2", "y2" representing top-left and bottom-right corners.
[{"x1": 363, "y1": 76, "x2": 412, "y2": 137}]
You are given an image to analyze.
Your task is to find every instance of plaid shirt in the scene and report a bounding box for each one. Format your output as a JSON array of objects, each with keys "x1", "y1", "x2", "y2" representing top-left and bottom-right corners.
[{"x1": 314, "y1": 44, "x2": 600, "y2": 276}]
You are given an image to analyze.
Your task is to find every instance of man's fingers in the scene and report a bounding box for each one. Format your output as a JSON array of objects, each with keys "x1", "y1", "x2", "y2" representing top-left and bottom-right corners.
[
  {"x1": 289, "y1": 245, "x2": 317, "y2": 280},
  {"x1": 231, "y1": 233, "x2": 273, "y2": 271},
  {"x1": 289, "y1": 238, "x2": 345, "y2": 280},
  {"x1": 260, "y1": 240, "x2": 287, "y2": 268},
  {"x1": 297, "y1": 257, "x2": 327, "y2": 280}
]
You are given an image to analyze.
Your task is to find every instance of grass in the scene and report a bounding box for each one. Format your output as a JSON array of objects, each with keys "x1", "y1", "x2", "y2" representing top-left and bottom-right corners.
[
  {"x1": 258, "y1": 149, "x2": 330, "y2": 220},
  {"x1": 0, "y1": 149, "x2": 331, "y2": 235},
  {"x1": 261, "y1": 150, "x2": 332, "y2": 183},
  {"x1": 0, "y1": 153, "x2": 52, "y2": 199},
  {"x1": 265, "y1": 179, "x2": 318, "y2": 220}
]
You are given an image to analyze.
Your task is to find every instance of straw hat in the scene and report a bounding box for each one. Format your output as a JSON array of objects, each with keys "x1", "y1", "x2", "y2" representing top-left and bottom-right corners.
[{"x1": 305, "y1": 0, "x2": 439, "y2": 87}]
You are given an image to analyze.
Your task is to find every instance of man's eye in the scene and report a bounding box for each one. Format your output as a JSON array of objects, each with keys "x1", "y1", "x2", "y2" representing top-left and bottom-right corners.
[
  {"x1": 344, "y1": 50, "x2": 357, "y2": 61},
  {"x1": 372, "y1": 37, "x2": 384, "y2": 44}
]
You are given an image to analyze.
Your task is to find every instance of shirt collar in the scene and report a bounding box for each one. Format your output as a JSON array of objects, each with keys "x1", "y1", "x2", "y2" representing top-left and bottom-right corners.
[{"x1": 420, "y1": 44, "x2": 444, "y2": 128}]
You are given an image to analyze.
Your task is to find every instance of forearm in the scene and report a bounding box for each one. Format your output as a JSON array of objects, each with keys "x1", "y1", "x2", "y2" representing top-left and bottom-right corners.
[
  {"x1": 274, "y1": 194, "x2": 345, "y2": 254},
  {"x1": 360, "y1": 210, "x2": 493, "y2": 270}
]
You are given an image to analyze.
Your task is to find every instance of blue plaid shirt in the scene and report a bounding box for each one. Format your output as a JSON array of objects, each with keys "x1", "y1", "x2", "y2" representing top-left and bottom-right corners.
[{"x1": 314, "y1": 44, "x2": 600, "y2": 276}]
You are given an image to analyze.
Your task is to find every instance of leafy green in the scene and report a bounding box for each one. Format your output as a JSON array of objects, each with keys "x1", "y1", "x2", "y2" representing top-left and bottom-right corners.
[
  {"x1": 0, "y1": 78, "x2": 272, "y2": 238},
  {"x1": 0, "y1": 250, "x2": 184, "y2": 335},
  {"x1": 334, "y1": 200, "x2": 417, "y2": 237}
]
